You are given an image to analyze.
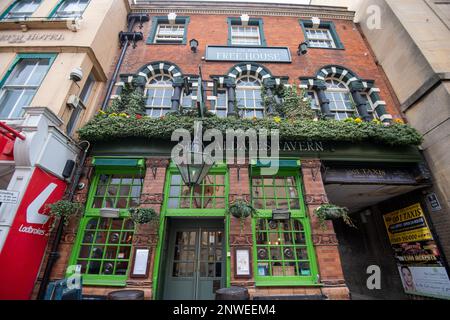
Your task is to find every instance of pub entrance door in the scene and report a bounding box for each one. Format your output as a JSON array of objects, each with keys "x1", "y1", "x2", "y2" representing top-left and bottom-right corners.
[{"x1": 162, "y1": 219, "x2": 225, "y2": 300}]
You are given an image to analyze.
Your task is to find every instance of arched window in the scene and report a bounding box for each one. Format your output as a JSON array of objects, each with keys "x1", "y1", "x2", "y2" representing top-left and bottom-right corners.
[
  {"x1": 324, "y1": 78, "x2": 355, "y2": 120},
  {"x1": 145, "y1": 74, "x2": 173, "y2": 117},
  {"x1": 236, "y1": 76, "x2": 263, "y2": 118}
]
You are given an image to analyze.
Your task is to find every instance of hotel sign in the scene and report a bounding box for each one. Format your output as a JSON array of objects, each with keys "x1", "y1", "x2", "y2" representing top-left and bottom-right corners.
[{"x1": 205, "y1": 46, "x2": 291, "y2": 63}]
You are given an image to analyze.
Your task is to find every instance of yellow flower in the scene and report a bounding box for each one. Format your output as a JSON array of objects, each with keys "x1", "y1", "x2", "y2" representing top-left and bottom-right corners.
[
  {"x1": 394, "y1": 118, "x2": 404, "y2": 124},
  {"x1": 354, "y1": 117, "x2": 363, "y2": 123},
  {"x1": 273, "y1": 116, "x2": 281, "y2": 123},
  {"x1": 372, "y1": 119, "x2": 381, "y2": 125},
  {"x1": 98, "y1": 110, "x2": 106, "y2": 115},
  {"x1": 119, "y1": 112, "x2": 128, "y2": 118},
  {"x1": 108, "y1": 112, "x2": 118, "y2": 117}
]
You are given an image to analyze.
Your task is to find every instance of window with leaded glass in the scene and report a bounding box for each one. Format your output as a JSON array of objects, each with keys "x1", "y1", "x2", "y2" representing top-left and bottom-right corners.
[
  {"x1": 252, "y1": 176, "x2": 300, "y2": 210},
  {"x1": 1, "y1": 0, "x2": 41, "y2": 20},
  {"x1": 167, "y1": 173, "x2": 226, "y2": 210},
  {"x1": 69, "y1": 169, "x2": 143, "y2": 285},
  {"x1": 251, "y1": 164, "x2": 318, "y2": 285},
  {"x1": 75, "y1": 217, "x2": 135, "y2": 278},
  {"x1": 236, "y1": 76, "x2": 263, "y2": 118},
  {"x1": 92, "y1": 174, "x2": 143, "y2": 209},
  {"x1": 325, "y1": 78, "x2": 355, "y2": 120},
  {"x1": 145, "y1": 74, "x2": 173, "y2": 117},
  {"x1": 255, "y1": 219, "x2": 312, "y2": 277}
]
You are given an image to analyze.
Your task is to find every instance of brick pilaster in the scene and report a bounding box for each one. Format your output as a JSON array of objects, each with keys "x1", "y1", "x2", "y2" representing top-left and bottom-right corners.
[
  {"x1": 228, "y1": 163, "x2": 255, "y2": 287},
  {"x1": 301, "y1": 159, "x2": 349, "y2": 299}
]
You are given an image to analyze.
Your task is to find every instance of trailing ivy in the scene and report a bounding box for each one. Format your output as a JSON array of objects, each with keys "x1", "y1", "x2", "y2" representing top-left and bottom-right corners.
[{"x1": 78, "y1": 112, "x2": 423, "y2": 146}]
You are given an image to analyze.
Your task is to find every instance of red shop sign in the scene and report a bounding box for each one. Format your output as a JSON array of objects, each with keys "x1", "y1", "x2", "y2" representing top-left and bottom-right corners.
[{"x1": 0, "y1": 167, "x2": 67, "y2": 300}]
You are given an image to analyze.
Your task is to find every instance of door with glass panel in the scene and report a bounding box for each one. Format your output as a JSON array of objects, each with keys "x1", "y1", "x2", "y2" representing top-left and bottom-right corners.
[{"x1": 163, "y1": 219, "x2": 225, "y2": 300}]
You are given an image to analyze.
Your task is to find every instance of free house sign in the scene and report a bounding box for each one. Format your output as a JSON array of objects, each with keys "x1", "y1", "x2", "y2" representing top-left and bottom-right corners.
[{"x1": 205, "y1": 46, "x2": 291, "y2": 63}]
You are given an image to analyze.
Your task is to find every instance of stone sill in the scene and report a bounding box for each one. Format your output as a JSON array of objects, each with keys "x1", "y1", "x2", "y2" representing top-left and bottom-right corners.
[{"x1": 0, "y1": 18, "x2": 81, "y2": 32}]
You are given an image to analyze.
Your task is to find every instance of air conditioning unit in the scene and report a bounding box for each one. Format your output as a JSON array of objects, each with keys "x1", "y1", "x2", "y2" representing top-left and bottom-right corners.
[{"x1": 66, "y1": 94, "x2": 81, "y2": 109}]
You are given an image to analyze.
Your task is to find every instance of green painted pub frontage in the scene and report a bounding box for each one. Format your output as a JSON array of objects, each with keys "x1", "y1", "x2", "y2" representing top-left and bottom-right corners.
[{"x1": 48, "y1": 137, "x2": 442, "y2": 300}]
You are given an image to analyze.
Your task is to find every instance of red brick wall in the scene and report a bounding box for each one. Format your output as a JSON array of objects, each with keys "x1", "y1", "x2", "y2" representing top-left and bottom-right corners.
[{"x1": 119, "y1": 14, "x2": 400, "y2": 117}]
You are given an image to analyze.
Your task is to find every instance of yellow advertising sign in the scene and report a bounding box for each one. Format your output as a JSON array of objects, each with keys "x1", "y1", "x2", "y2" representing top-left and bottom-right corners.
[{"x1": 383, "y1": 203, "x2": 433, "y2": 245}]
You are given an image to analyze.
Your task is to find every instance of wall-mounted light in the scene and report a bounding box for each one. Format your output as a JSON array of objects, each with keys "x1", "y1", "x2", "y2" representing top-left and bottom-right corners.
[
  {"x1": 190, "y1": 38, "x2": 199, "y2": 53},
  {"x1": 272, "y1": 209, "x2": 291, "y2": 221},
  {"x1": 297, "y1": 42, "x2": 308, "y2": 56}
]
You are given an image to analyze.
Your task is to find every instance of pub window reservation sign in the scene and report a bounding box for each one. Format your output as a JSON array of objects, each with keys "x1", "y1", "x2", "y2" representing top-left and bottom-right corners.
[{"x1": 205, "y1": 46, "x2": 292, "y2": 63}]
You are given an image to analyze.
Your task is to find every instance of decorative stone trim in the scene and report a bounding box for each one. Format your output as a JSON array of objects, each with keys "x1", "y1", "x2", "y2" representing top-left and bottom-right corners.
[
  {"x1": 304, "y1": 194, "x2": 328, "y2": 205},
  {"x1": 140, "y1": 193, "x2": 164, "y2": 204},
  {"x1": 230, "y1": 234, "x2": 253, "y2": 246},
  {"x1": 229, "y1": 194, "x2": 251, "y2": 203},
  {"x1": 301, "y1": 159, "x2": 321, "y2": 169},
  {"x1": 146, "y1": 158, "x2": 170, "y2": 167},
  {"x1": 312, "y1": 234, "x2": 339, "y2": 246}
]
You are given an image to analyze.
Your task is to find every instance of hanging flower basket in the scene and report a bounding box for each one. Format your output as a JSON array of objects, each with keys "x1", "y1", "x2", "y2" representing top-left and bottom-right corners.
[
  {"x1": 227, "y1": 199, "x2": 257, "y2": 232},
  {"x1": 128, "y1": 207, "x2": 158, "y2": 225},
  {"x1": 228, "y1": 199, "x2": 256, "y2": 219},
  {"x1": 46, "y1": 200, "x2": 83, "y2": 233},
  {"x1": 314, "y1": 204, "x2": 356, "y2": 229}
]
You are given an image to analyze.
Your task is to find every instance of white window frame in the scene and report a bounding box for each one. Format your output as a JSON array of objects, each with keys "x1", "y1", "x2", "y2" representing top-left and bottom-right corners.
[
  {"x1": 211, "y1": 89, "x2": 228, "y2": 117},
  {"x1": 236, "y1": 75, "x2": 264, "y2": 118},
  {"x1": 154, "y1": 24, "x2": 185, "y2": 43},
  {"x1": 325, "y1": 78, "x2": 355, "y2": 120},
  {"x1": 0, "y1": 57, "x2": 51, "y2": 119},
  {"x1": 231, "y1": 25, "x2": 261, "y2": 46},
  {"x1": 305, "y1": 28, "x2": 336, "y2": 49},
  {"x1": 144, "y1": 74, "x2": 173, "y2": 118},
  {"x1": 180, "y1": 86, "x2": 197, "y2": 110}
]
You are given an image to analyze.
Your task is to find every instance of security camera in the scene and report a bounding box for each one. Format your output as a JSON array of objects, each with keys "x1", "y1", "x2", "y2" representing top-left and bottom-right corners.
[{"x1": 70, "y1": 67, "x2": 83, "y2": 82}]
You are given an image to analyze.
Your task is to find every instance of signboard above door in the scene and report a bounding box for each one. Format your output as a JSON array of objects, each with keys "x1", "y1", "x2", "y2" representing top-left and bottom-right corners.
[{"x1": 205, "y1": 46, "x2": 291, "y2": 63}]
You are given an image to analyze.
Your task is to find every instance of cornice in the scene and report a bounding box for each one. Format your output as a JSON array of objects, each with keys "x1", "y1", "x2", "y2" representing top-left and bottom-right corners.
[{"x1": 131, "y1": 1, "x2": 355, "y2": 20}]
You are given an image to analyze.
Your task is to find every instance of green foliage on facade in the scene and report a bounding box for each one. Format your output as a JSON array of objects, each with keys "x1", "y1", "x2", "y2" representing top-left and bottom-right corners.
[
  {"x1": 106, "y1": 83, "x2": 146, "y2": 115},
  {"x1": 263, "y1": 85, "x2": 316, "y2": 120},
  {"x1": 78, "y1": 111, "x2": 423, "y2": 146}
]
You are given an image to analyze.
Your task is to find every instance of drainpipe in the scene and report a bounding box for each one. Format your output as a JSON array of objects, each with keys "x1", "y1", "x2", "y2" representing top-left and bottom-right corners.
[
  {"x1": 37, "y1": 140, "x2": 90, "y2": 300},
  {"x1": 100, "y1": 13, "x2": 149, "y2": 111}
]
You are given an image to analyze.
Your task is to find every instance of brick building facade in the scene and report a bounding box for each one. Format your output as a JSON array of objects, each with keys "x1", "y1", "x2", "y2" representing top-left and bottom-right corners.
[{"x1": 37, "y1": 1, "x2": 449, "y2": 300}]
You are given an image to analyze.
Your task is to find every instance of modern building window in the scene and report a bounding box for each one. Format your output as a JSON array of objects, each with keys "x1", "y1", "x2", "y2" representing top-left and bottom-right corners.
[
  {"x1": 324, "y1": 78, "x2": 355, "y2": 120},
  {"x1": 167, "y1": 173, "x2": 226, "y2": 210},
  {"x1": 250, "y1": 162, "x2": 318, "y2": 285},
  {"x1": 0, "y1": 54, "x2": 55, "y2": 119},
  {"x1": 66, "y1": 72, "x2": 95, "y2": 135},
  {"x1": 212, "y1": 89, "x2": 227, "y2": 117},
  {"x1": 0, "y1": 0, "x2": 41, "y2": 20},
  {"x1": 305, "y1": 28, "x2": 336, "y2": 48},
  {"x1": 70, "y1": 170, "x2": 143, "y2": 285},
  {"x1": 236, "y1": 76, "x2": 264, "y2": 118},
  {"x1": 145, "y1": 74, "x2": 173, "y2": 117},
  {"x1": 299, "y1": 20, "x2": 344, "y2": 49},
  {"x1": 227, "y1": 17, "x2": 266, "y2": 46},
  {"x1": 51, "y1": 0, "x2": 90, "y2": 19},
  {"x1": 147, "y1": 16, "x2": 190, "y2": 44}
]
